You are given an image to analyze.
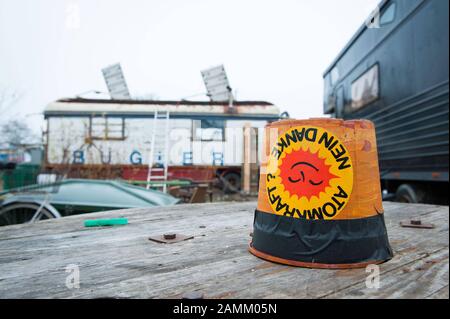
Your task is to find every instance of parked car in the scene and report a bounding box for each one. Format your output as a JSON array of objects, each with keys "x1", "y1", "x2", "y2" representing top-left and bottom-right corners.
[{"x1": 0, "y1": 179, "x2": 179, "y2": 226}]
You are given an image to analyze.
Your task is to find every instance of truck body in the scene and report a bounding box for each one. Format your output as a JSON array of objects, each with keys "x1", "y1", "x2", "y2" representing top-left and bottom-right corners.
[{"x1": 323, "y1": 0, "x2": 449, "y2": 203}]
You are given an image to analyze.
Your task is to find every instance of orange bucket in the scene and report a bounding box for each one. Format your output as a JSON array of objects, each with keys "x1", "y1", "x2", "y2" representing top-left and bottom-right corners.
[{"x1": 249, "y1": 118, "x2": 393, "y2": 269}]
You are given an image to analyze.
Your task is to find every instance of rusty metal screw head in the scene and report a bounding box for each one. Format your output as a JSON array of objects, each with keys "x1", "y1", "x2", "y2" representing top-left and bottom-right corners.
[
  {"x1": 163, "y1": 233, "x2": 177, "y2": 240},
  {"x1": 411, "y1": 219, "x2": 422, "y2": 226}
]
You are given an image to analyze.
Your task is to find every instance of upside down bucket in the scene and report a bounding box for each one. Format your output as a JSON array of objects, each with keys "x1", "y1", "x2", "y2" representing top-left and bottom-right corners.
[{"x1": 249, "y1": 118, "x2": 393, "y2": 269}]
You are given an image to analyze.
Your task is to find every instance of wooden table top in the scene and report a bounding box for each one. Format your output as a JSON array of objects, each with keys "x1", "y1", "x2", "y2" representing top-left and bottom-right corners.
[{"x1": 0, "y1": 201, "x2": 448, "y2": 299}]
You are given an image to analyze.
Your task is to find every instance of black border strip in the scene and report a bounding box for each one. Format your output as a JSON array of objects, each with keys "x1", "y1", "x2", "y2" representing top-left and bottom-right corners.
[{"x1": 252, "y1": 210, "x2": 393, "y2": 265}]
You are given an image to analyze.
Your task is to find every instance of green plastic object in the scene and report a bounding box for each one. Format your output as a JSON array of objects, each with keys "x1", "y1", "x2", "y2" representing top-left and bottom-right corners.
[
  {"x1": 84, "y1": 218, "x2": 128, "y2": 227},
  {"x1": 2, "y1": 163, "x2": 40, "y2": 191}
]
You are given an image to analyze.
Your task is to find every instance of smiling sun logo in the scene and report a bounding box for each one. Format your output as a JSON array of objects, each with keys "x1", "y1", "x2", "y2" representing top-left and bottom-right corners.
[
  {"x1": 266, "y1": 126, "x2": 354, "y2": 220},
  {"x1": 279, "y1": 148, "x2": 338, "y2": 200}
]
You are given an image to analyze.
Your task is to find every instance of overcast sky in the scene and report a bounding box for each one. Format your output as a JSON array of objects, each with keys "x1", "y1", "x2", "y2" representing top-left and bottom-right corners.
[{"x1": 0, "y1": 0, "x2": 380, "y2": 133}]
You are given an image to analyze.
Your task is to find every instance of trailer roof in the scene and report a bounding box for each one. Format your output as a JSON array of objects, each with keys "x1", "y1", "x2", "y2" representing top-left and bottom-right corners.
[
  {"x1": 56, "y1": 97, "x2": 275, "y2": 106},
  {"x1": 323, "y1": 0, "x2": 389, "y2": 77},
  {"x1": 44, "y1": 98, "x2": 280, "y2": 119}
]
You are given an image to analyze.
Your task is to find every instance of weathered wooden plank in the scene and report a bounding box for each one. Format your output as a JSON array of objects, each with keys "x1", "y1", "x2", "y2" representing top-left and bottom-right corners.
[
  {"x1": 324, "y1": 248, "x2": 449, "y2": 299},
  {"x1": 96, "y1": 208, "x2": 447, "y2": 299},
  {"x1": 0, "y1": 201, "x2": 447, "y2": 299},
  {"x1": 426, "y1": 285, "x2": 449, "y2": 299},
  {"x1": 0, "y1": 205, "x2": 255, "y2": 298}
]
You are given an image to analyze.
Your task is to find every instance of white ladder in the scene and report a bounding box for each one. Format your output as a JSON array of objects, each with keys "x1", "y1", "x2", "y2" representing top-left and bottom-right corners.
[{"x1": 146, "y1": 110, "x2": 170, "y2": 192}]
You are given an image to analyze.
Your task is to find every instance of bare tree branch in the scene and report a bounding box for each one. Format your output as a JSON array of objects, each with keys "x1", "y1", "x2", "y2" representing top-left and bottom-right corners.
[
  {"x1": 0, "y1": 119, "x2": 38, "y2": 147},
  {"x1": 0, "y1": 87, "x2": 23, "y2": 118}
]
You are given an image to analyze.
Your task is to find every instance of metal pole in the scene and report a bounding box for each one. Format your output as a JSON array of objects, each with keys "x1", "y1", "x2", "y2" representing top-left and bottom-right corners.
[{"x1": 228, "y1": 86, "x2": 233, "y2": 108}]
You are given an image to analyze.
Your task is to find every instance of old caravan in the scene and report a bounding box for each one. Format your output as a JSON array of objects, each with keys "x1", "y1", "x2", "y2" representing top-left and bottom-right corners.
[
  {"x1": 323, "y1": 0, "x2": 449, "y2": 204},
  {"x1": 43, "y1": 98, "x2": 280, "y2": 192}
]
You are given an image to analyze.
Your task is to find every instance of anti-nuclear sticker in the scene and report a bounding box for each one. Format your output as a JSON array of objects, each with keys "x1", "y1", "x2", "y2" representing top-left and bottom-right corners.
[{"x1": 266, "y1": 126, "x2": 353, "y2": 220}]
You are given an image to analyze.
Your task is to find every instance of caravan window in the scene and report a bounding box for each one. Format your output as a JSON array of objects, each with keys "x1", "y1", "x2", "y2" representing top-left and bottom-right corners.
[
  {"x1": 193, "y1": 119, "x2": 225, "y2": 141},
  {"x1": 90, "y1": 116, "x2": 125, "y2": 140},
  {"x1": 380, "y1": 2, "x2": 396, "y2": 26},
  {"x1": 330, "y1": 67, "x2": 340, "y2": 86},
  {"x1": 351, "y1": 64, "x2": 379, "y2": 111}
]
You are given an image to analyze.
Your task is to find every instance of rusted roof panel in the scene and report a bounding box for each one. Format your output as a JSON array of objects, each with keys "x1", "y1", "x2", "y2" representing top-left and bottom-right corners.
[
  {"x1": 57, "y1": 97, "x2": 274, "y2": 106},
  {"x1": 44, "y1": 98, "x2": 280, "y2": 118}
]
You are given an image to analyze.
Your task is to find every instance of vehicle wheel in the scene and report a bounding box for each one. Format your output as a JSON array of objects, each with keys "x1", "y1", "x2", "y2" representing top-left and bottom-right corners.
[
  {"x1": 0, "y1": 203, "x2": 60, "y2": 227},
  {"x1": 221, "y1": 172, "x2": 241, "y2": 194},
  {"x1": 395, "y1": 184, "x2": 425, "y2": 204}
]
